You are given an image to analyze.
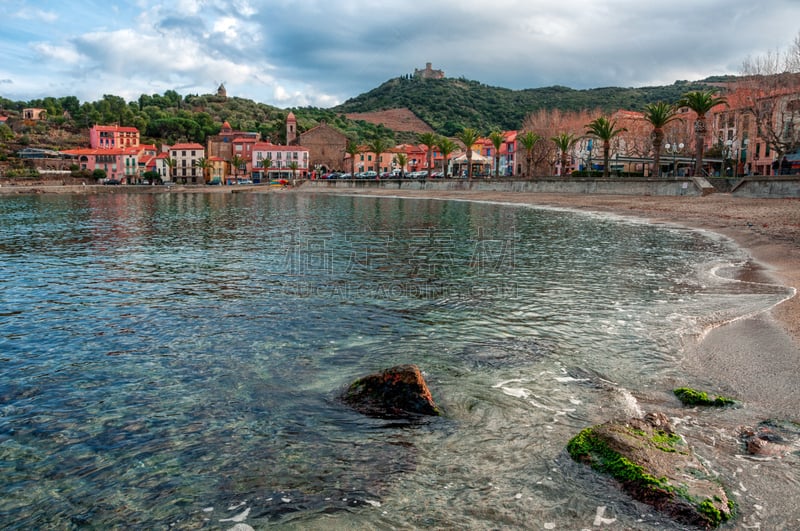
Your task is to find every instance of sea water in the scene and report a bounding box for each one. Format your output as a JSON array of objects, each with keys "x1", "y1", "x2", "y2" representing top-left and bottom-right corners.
[{"x1": 0, "y1": 191, "x2": 794, "y2": 529}]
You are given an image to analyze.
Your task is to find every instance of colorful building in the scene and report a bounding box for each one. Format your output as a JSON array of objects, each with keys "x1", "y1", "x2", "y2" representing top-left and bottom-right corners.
[
  {"x1": 89, "y1": 124, "x2": 141, "y2": 149},
  {"x1": 168, "y1": 143, "x2": 205, "y2": 184},
  {"x1": 252, "y1": 142, "x2": 310, "y2": 181}
]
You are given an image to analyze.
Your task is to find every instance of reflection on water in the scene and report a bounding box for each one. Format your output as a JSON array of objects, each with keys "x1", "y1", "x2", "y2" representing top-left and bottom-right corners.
[{"x1": 0, "y1": 192, "x2": 793, "y2": 529}]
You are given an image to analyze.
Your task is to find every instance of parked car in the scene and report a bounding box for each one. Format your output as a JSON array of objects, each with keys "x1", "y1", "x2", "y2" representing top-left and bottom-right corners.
[
  {"x1": 103, "y1": 178, "x2": 121, "y2": 185},
  {"x1": 238, "y1": 179, "x2": 253, "y2": 185},
  {"x1": 362, "y1": 171, "x2": 378, "y2": 179},
  {"x1": 430, "y1": 171, "x2": 444, "y2": 178},
  {"x1": 339, "y1": 173, "x2": 353, "y2": 179}
]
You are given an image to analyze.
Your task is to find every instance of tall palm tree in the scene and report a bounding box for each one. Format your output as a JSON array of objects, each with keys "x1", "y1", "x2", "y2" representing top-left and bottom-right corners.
[
  {"x1": 643, "y1": 101, "x2": 679, "y2": 177},
  {"x1": 194, "y1": 157, "x2": 212, "y2": 183},
  {"x1": 261, "y1": 156, "x2": 272, "y2": 182},
  {"x1": 345, "y1": 140, "x2": 360, "y2": 176},
  {"x1": 551, "y1": 132, "x2": 577, "y2": 176},
  {"x1": 488, "y1": 130, "x2": 505, "y2": 178},
  {"x1": 366, "y1": 137, "x2": 392, "y2": 176},
  {"x1": 394, "y1": 152, "x2": 408, "y2": 178},
  {"x1": 436, "y1": 137, "x2": 458, "y2": 178},
  {"x1": 455, "y1": 127, "x2": 480, "y2": 179},
  {"x1": 585, "y1": 117, "x2": 627, "y2": 178},
  {"x1": 677, "y1": 89, "x2": 728, "y2": 177},
  {"x1": 417, "y1": 132, "x2": 439, "y2": 176},
  {"x1": 517, "y1": 131, "x2": 542, "y2": 178},
  {"x1": 288, "y1": 160, "x2": 299, "y2": 181},
  {"x1": 230, "y1": 154, "x2": 245, "y2": 184},
  {"x1": 165, "y1": 157, "x2": 177, "y2": 183}
]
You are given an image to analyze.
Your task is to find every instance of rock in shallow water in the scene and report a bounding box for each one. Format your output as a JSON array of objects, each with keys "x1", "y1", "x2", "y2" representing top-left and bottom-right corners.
[
  {"x1": 567, "y1": 412, "x2": 734, "y2": 529},
  {"x1": 342, "y1": 364, "x2": 441, "y2": 418}
]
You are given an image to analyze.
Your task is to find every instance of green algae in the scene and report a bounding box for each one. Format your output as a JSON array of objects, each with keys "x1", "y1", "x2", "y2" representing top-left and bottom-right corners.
[
  {"x1": 567, "y1": 428, "x2": 670, "y2": 491},
  {"x1": 673, "y1": 387, "x2": 736, "y2": 407}
]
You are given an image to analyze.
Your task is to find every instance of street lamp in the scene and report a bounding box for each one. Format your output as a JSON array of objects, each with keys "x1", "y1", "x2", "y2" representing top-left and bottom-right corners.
[{"x1": 664, "y1": 142, "x2": 684, "y2": 177}]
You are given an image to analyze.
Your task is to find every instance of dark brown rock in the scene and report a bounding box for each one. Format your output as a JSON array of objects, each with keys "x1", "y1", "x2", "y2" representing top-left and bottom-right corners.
[{"x1": 342, "y1": 364, "x2": 441, "y2": 418}]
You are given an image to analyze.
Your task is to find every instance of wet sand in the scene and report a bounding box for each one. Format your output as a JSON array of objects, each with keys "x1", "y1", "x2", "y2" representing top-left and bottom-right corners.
[{"x1": 305, "y1": 188, "x2": 800, "y2": 421}]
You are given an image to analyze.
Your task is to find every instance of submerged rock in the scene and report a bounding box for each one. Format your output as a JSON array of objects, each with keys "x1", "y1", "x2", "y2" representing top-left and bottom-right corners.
[
  {"x1": 342, "y1": 364, "x2": 441, "y2": 418},
  {"x1": 739, "y1": 419, "x2": 800, "y2": 458},
  {"x1": 567, "y1": 412, "x2": 734, "y2": 529}
]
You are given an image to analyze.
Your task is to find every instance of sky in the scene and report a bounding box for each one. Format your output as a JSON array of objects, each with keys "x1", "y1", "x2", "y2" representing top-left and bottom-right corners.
[{"x1": 2, "y1": 0, "x2": 800, "y2": 109}]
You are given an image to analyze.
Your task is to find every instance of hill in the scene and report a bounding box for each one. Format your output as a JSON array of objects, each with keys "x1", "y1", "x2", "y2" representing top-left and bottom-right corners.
[
  {"x1": 1, "y1": 75, "x2": 720, "y2": 156},
  {"x1": 333, "y1": 76, "x2": 716, "y2": 136}
]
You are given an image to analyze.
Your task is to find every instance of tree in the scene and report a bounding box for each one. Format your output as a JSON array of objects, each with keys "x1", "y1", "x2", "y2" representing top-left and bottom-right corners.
[
  {"x1": 261, "y1": 156, "x2": 273, "y2": 182},
  {"x1": 230, "y1": 154, "x2": 245, "y2": 184},
  {"x1": 417, "y1": 132, "x2": 438, "y2": 175},
  {"x1": 346, "y1": 140, "x2": 361, "y2": 175},
  {"x1": 165, "y1": 157, "x2": 177, "y2": 183},
  {"x1": 551, "y1": 132, "x2": 578, "y2": 176},
  {"x1": 194, "y1": 157, "x2": 212, "y2": 183},
  {"x1": 642, "y1": 102, "x2": 679, "y2": 177},
  {"x1": 517, "y1": 131, "x2": 542, "y2": 178},
  {"x1": 394, "y1": 152, "x2": 408, "y2": 178},
  {"x1": 435, "y1": 137, "x2": 458, "y2": 178},
  {"x1": 738, "y1": 33, "x2": 800, "y2": 173},
  {"x1": 455, "y1": 127, "x2": 480, "y2": 179},
  {"x1": 488, "y1": 130, "x2": 505, "y2": 178},
  {"x1": 366, "y1": 137, "x2": 392, "y2": 175},
  {"x1": 288, "y1": 160, "x2": 299, "y2": 181},
  {"x1": 585, "y1": 117, "x2": 627, "y2": 178},
  {"x1": 677, "y1": 90, "x2": 727, "y2": 177}
]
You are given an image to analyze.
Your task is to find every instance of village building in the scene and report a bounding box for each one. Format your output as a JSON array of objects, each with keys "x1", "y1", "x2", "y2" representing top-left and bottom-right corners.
[
  {"x1": 168, "y1": 142, "x2": 205, "y2": 184},
  {"x1": 89, "y1": 124, "x2": 141, "y2": 150},
  {"x1": 291, "y1": 121, "x2": 348, "y2": 174},
  {"x1": 252, "y1": 142, "x2": 310, "y2": 180}
]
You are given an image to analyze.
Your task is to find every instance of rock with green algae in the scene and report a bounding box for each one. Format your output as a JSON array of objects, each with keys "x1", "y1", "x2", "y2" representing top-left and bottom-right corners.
[
  {"x1": 567, "y1": 412, "x2": 735, "y2": 529},
  {"x1": 342, "y1": 364, "x2": 442, "y2": 418},
  {"x1": 673, "y1": 387, "x2": 736, "y2": 407}
]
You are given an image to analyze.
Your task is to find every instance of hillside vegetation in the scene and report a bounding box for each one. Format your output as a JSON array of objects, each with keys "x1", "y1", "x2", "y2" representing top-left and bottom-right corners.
[
  {"x1": 1, "y1": 75, "x2": 718, "y2": 153},
  {"x1": 333, "y1": 76, "x2": 715, "y2": 136}
]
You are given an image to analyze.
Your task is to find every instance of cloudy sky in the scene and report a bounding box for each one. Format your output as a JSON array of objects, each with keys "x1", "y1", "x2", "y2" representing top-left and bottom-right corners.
[{"x1": 3, "y1": 0, "x2": 800, "y2": 108}]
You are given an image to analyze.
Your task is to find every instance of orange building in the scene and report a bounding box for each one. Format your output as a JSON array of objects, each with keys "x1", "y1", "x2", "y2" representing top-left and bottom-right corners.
[{"x1": 90, "y1": 124, "x2": 140, "y2": 149}]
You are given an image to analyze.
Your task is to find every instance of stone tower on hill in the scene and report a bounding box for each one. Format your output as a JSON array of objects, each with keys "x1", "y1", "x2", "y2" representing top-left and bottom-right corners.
[{"x1": 414, "y1": 62, "x2": 444, "y2": 80}]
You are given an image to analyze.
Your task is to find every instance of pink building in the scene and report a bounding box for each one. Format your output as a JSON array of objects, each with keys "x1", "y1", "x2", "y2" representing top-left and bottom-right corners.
[
  {"x1": 252, "y1": 142, "x2": 309, "y2": 181},
  {"x1": 62, "y1": 148, "x2": 134, "y2": 182},
  {"x1": 90, "y1": 124, "x2": 141, "y2": 149}
]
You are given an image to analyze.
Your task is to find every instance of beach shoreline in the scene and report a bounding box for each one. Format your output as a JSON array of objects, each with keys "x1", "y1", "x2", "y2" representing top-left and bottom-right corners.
[
  {"x1": 4, "y1": 184, "x2": 798, "y2": 418},
  {"x1": 301, "y1": 188, "x2": 800, "y2": 420}
]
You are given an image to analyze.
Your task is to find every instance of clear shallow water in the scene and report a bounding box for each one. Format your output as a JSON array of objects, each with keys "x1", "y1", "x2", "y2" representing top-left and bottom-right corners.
[{"x1": 0, "y1": 192, "x2": 794, "y2": 529}]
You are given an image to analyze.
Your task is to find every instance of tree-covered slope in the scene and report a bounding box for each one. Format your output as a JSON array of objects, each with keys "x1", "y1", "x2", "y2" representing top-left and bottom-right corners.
[{"x1": 333, "y1": 76, "x2": 715, "y2": 136}]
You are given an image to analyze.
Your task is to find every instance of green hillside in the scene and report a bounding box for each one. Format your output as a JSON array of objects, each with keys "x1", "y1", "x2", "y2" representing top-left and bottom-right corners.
[
  {"x1": 333, "y1": 76, "x2": 715, "y2": 136},
  {"x1": 1, "y1": 75, "x2": 718, "y2": 154}
]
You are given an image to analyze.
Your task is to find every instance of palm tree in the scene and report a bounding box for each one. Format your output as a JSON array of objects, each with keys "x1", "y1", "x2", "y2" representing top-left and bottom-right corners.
[
  {"x1": 455, "y1": 127, "x2": 480, "y2": 179},
  {"x1": 288, "y1": 160, "x2": 299, "y2": 182},
  {"x1": 261, "y1": 156, "x2": 273, "y2": 182},
  {"x1": 165, "y1": 157, "x2": 177, "y2": 183},
  {"x1": 643, "y1": 101, "x2": 679, "y2": 177},
  {"x1": 417, "y1": 132, "x2": 438, "y2": 176},
  {"x1": 345, "y1": 140, "x2": 360, "y2": 176},
  {"x1": 394, "y1": 152, "x2": 408, "y2": 178},
  {"x1": 488, "y1": 130, "x2": 505, "y2": 178},
  {"x1": 194, "y1": 157, "x2": 212, "y2": 183},
  {"x1": 230, "y1": 154, "x2": 245, "y2": 184},
  {"x1": 585, "y1": 117, "x2": 627, "y2": 178},
  {"x1": 366, "y1": 137, "x2": 392, "y2": 176},
  {"x1": 677, "y1": 89, "x2": 728, "y2": 177},
  {"x1": 517, "y1": 131, "x2": 542, "y2": 178},
  {"x1": 435, "y1": 137, "x2": 458, "y2": 178},
  {"x1": 551, "y1": 132, "x2": 577, "y2": 176}
]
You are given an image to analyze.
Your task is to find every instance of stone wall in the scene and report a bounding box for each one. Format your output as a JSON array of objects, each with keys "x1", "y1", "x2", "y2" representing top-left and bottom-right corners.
[
  {"x1": 302, "y1": 177, "x2": 715, "y2": 196},
  {"x1": 730, "y1": 176, "x2": 800, "y2": 198}
]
